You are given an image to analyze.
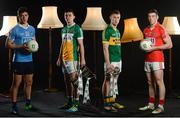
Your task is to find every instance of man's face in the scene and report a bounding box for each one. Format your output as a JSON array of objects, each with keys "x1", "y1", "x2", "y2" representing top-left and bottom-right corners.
[
  {"x1": 64, "y1": 12, "x2": 75, "y2": 25},
  {"x1": 18, "y1": 12, "x2": 29, "y2": 24},
  {"x1": 110, "y1": 13, "x2": 120, "y2": 27},
  {"x1": 148, "y1": 12, "x2": 158, "y2": 26}
]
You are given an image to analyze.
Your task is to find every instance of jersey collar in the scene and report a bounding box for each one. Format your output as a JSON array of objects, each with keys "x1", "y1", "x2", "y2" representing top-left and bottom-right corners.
[
  {"x1": 110, "y1": 24, "x2": 117, "y2": 31},
  {"x1": 67, "y1": 23, "x2": 75, "y2": 28},
  {"x1": 148, "y1": 22, "x2": 160, "y2": 30},
  {"x1": 18, "y1": 23, "x2": 29, "y2": 29}
]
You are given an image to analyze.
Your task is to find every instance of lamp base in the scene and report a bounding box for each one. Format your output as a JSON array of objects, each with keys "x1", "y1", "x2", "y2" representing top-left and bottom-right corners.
[
  {"x1": 44, "y1": 88, "x2": 59, "y2": 92},
  {"x1": 166, "y1": 92, "x2": 178, "y2": 99},
  {"x1": 0, "y1": 93, "x2": 11, "y2": 98}
]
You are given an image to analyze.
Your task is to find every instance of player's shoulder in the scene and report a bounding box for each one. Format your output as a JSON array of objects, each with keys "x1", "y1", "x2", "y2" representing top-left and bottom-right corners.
[
  {"x1": 106, "y1": 25, "x2": 112, "y2": 30},
  {"x1": 11, "y1": 24, "x2": 19, "y2": 30},
  {"x1": 74, "y1": 24, "x2": 82, "y2": 30},
  {"x1": 9, "y1": 24, "x2": 20, "y2": 33},
  {"x1": 154, "y1": 23, "x2": 166, "y2": 34},
  {"x1": 61, "y1": 25, "x2": 67, "y2": 31},
  {"x1": 28, "y1": 25, "x2": 35, "y2": 30},
  {"x1": 74, "y1": 23, "x2": 80, "y2": 27},
  {"x1": 143, "y1": 25, "x2": 150, "y2": 32},
  {"x1": 157, "y1": 23, "x2": 166, "y2": 31},
  {"x1": 103, "y1": 25, "x2": 112, "y2": 32}
]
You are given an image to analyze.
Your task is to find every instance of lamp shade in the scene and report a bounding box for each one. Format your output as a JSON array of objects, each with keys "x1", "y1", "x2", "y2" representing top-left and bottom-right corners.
[
  {"x1": 162, "y1": 16, "x2": 180, "y2": 35},
  {"x1": 0, "y1": 16, "x2": 17, "y2": 36},
  {"x1": 37, "y1": 6, "x2": 63, "y2": 29},
  {"x1": 82, "y1": 7, "x2": 107, "y2": 30},
  {"x1": 121, "y1": 18, "x2": 143, "y2": 43}
]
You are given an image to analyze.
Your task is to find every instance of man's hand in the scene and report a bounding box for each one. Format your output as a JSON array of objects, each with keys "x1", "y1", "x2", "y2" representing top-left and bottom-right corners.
[
  {"x1": 80, "y1": 59, "x2": 86, "y2": 69},
  {"x1": 22, "y1": 43, "x2": 30, "y2": 52},
  {"x1": 145, "y1": 46, "x2": 158, "y2": 53},
  {"x1": 106, "y1": 64, "x2": 114, "y2": 73},
  {"x1": 56, "y1": 58, "x2": 61, "y2": 66}
]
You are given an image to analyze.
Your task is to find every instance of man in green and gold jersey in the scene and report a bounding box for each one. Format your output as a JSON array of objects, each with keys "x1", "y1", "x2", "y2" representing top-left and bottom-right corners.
[
  {"x1": 102, "y1": 10, "x2": 124, "y2": 112},
  {"x1": 56, "y1": 9, "x2": 86, "y2": 112}
]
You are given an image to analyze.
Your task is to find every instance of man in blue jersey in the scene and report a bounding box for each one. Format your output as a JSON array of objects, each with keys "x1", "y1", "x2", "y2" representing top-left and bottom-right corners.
[{"x1": 6, "y1": 7, "x2": 36, "y2": 115}]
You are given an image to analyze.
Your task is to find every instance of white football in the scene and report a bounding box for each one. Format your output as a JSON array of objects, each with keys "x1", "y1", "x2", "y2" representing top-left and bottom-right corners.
[
  {"x1": 27, "y1": 40, "x2": 39, "y2": 52},
  {"x1": 140, "y1": 39, "x2": 152, "y2": 51}
]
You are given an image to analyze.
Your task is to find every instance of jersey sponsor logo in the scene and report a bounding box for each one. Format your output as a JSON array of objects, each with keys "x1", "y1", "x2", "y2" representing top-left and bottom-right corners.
[
  {"x1": 19, "y1": 30, "x2": 34, "y2": 43},
  {"x1": 62, "y1": 33, "x2": 74, "y2": 41},
  {"x1": 109, "y1": 37, "x2": 120, "y2": 45}
]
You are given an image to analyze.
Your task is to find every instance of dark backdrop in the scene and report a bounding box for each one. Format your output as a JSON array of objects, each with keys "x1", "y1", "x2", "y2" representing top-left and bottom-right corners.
[{"x1": 0, "y1": 0, "x2": 180, "y2": 94}]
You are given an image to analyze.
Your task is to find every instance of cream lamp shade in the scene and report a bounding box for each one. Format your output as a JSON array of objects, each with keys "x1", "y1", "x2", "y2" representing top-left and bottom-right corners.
[
  {"x1": 82, "y1": 7, "x2": 107, "y2": 30},
  {"x1": 0, "y1": 16, "x2": 17, "y2": 36},
  {"x1": 121, "y1": 18, "x2": 143, "y2": 43},
  {"x1": 37, "y1": 6, "x2": 63, "y2": 29},
  {"x1": 162, "y1": 16, "x2": 180, "y2": 35}
]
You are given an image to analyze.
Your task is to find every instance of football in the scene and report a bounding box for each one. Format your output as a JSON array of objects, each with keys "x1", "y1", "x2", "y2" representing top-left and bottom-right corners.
[
  {"x1": 27, "y1": 40, "x2": 39, "y2": 52},
  {"x1": 140, "y1": 39, "x2": 152, "y2": 51}
]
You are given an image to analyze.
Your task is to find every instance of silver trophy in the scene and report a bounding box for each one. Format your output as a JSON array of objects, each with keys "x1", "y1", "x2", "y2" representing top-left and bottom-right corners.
[
  {"x1": 81, "y1": 66, "x2": 96, "y2": 80},
  {"x1": 105, "y1": 67, "x2": 120, "y2": 79}
]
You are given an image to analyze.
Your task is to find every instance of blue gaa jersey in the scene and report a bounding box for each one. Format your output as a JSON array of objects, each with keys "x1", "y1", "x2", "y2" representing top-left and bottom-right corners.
[{"x1": 9, "y1": 24, "x2": 36, "y2": 62}]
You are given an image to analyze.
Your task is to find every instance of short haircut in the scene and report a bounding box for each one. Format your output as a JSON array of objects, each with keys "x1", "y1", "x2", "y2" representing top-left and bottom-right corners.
[
  {"x1": 64, "y1": 9, "x2": 75, "y2": 15},
  {"x1": 147, "y1": 9, "x2": 159, "y2": 16},
  {"x1": 17, "y1": 7, "x2": 28, "y2": 16},
  {"x1": 110, "y1": 10, "x2": 121, "y2": 16}
]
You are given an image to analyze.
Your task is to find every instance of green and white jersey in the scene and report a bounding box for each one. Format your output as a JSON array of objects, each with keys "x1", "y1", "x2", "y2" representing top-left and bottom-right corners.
[
  {"x1": 61, "y1": 23, "x2": 83, "y2": 61},
  {"x1": 102, "y1": 25, "x2": 121, "y2": 62}
]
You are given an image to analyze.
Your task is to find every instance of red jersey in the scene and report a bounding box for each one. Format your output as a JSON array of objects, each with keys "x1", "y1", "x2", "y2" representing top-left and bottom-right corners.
[{"x1": 144, "y1": 22, "x2": 168, "y2": 62}]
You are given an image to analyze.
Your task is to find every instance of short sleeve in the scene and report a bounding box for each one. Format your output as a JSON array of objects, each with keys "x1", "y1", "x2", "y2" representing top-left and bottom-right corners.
[
  {"x1": 77, "y1": 26, "x2": 83, "y2": 40},
  {"x1": 159, "y1": 27, "x2": 167, "y2": 39},
  {"x1": 31, "y1": 27, "x2": 36, "y2": 39},
  {"x1": 32, "y1": 27, "x2": 36, "y2": 36},
  {"x1": 8, "y1": 28, "x2": 16, "y2": 42},
  {"x1": 102, "y1": 28, "x2": 110, "y2": 44}
]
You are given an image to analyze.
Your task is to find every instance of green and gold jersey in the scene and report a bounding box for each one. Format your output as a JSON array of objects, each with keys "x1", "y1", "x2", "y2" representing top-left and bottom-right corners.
[
  {"x1": 61, "y1": 23, "x2": 83, "y2": 61},
  {"x1": 102, "y1": 25, "x2": 121, "y2": 62}
]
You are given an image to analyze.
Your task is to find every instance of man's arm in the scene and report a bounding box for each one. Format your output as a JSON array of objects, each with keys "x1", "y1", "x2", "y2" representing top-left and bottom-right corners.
[
  {"x1": 56, "y1": 42, "x2": 63, "y2": 66},
  {"x1": 156, "y1": 34, "x2": 172, "y2": 50},
  {"x1": 6, "y1": 37, "x2": 25, "y2": 49},
  {"x1": 77, "y1": 39, "x2": 86, "y2": 68},
  {"x1": 103, "y1": 43, "x2": 114, "y2": 70},
  {"x1": 103, "y1": 43, "x2": 110, "y2": 65}
]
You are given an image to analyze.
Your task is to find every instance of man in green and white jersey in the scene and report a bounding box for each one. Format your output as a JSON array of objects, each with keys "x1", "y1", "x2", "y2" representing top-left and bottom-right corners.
[{"x1": 56, "y1": 9, "x2": 86, "y2": 112}]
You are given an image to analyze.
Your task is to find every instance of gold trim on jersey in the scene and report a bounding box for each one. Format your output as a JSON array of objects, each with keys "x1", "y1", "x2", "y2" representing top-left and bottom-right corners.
[{"x1": 102, "y1": 41, "x2": 109, "y2": 44}]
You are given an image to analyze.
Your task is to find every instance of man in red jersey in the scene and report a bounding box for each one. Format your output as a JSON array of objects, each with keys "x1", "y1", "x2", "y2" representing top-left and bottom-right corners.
[{"x1": 139, "y1": 9, "x2": 172, "y2": 114}]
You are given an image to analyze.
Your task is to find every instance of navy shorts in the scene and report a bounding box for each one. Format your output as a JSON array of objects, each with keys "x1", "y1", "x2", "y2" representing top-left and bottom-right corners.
[{"x1": 12, "y1": 62, "x2": 34, "y2": 75}]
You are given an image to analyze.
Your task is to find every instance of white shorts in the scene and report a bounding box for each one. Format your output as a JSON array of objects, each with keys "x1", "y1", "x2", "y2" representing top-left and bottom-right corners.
[
  {"x1": 62, "y1": 61, "x2": 79, "y2": 74},
  {"x1": 104, "y1": 61, "x2": 122, "y2": 73},
  {"x1": 144, "y1": 62, "x2": 164, "y2": 72}
]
